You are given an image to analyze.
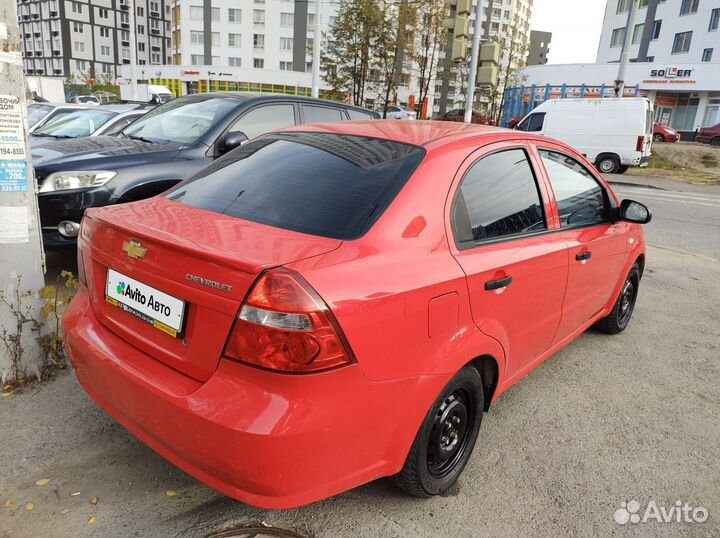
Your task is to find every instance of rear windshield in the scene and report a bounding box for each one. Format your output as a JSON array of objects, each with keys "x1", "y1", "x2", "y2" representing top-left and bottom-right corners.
[{"x1": 166, "y1": 132, "x2": 425, "y2": 240}]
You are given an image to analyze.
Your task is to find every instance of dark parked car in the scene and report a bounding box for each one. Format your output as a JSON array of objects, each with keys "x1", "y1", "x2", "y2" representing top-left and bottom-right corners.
[
  {"x1": 432, "y1": 109, "x2": 495, "y2": 125},
  {"x1": 34, "y1": 93, "x2": 379, "y2": 248},
  {"x1": 696, "y1": 123, "x2": 720, "y2": 146}
]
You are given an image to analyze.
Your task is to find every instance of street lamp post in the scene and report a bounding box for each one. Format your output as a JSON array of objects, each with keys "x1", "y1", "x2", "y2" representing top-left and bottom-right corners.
[
  {"x1": 615, "y1": 0, "x2": 639, "y2": 98},
  {"x1": 464, "y1": 0, "x2": 485, "y2": 123}
]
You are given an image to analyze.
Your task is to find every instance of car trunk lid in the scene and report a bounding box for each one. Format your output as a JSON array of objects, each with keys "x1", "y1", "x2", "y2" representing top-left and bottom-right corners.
[{"x1": 80, "y1": 197, "x2": 341, "y2": 381}]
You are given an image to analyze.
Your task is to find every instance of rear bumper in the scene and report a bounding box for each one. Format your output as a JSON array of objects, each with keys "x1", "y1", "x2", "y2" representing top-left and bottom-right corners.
[{"x1": 64, "y1": 287, "x2": 446, "y2": 509}]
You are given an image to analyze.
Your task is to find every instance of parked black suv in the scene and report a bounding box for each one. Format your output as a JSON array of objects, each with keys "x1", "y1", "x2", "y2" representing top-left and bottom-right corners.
[{"x1": 34, "y1": 93, "x2": 378, "y2": 248}]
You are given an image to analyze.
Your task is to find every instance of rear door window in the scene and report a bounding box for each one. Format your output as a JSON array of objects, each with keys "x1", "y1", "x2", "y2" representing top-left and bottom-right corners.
[
  {"x1": 302, "y1": 105, "x2": 345, "y2": 123},
  {"x1": 451, "y1": 148, "x2": 546, "y2": 244},
  {"x1": 229, "y1": 104, "x2": 296, "y2": 139},
  {"x1": 348, "y1": 109, "x2": 376, "y2": 120},
  {"x1": 166, "y1": 132, "x2": 425, "y2": 240}
]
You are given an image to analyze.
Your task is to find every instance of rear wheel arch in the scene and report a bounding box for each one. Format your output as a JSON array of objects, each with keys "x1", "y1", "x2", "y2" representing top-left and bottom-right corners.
[
  {"x1": 711, "y1": 137, "x2": 720, "y2": 147},
  {"x1": 635, "y1": 253, "x2": 645, "y2": 279},
  {"x1": 470, "y1": 355, "x2": 499, "y2": 411}
]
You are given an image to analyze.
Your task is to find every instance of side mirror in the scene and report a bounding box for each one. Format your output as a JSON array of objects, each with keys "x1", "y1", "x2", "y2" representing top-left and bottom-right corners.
[
  {"x1": 217, "y1": 131, "x2": 248, "y2": 157},
  {"x1": 619, "y1": 199, "x2": 652, "y2": 224}
]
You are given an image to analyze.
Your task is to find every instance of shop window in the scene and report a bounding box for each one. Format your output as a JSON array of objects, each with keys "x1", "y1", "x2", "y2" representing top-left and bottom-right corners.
[
  {"x1": 670, "y1": 96, "x2": 700, "y2": 132},
  {"x1": 702, "y1": 96, "x2": 720, "y2": 127}
]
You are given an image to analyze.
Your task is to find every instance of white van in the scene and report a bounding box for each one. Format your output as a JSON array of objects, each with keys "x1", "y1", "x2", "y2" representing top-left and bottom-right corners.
[{"x1": 515, "y1": 98, "x2": 653, "y2": 174}]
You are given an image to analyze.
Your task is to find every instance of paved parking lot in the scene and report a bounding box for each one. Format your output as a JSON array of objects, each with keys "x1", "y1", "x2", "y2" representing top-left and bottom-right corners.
[{"x1": 2, "y1": 178, "x2": 719, "y2": 538}]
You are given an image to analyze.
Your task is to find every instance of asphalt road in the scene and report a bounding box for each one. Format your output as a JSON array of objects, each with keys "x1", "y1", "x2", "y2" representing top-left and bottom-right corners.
[{"x1": 3, "y1": 176, "x2": 719, "y2": 538}]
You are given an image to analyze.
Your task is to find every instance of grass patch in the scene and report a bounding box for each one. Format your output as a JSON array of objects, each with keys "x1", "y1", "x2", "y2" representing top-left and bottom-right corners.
[
  {"x1": 626, "y1": 145, "x2": 720, "y2": 184},
  {"x1": 700, "y1": 153, "x2": 718, "y2": 168}
]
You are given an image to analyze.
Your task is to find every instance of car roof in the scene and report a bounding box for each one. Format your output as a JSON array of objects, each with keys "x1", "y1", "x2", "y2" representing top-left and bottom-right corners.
[
  {"x1": 176, "y1": 92, "x2": 375, "y2": 112},
  {"x1": 278, "y1": 120, "x2": 517, "y2": 149}
]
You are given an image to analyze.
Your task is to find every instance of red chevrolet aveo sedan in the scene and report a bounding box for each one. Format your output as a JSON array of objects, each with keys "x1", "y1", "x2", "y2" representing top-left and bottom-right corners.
[{"x1": 64, "y1": 121, "x2": 651, "y2": 509}]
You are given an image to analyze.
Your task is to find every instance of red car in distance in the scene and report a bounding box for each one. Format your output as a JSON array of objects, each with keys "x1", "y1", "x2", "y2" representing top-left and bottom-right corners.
[
  {"x1": 653, "y1": 123, "x2": 679, "y2": 143},
  {"x1": 432, "y1": 109, "x2": 495, "y2": 125},
  {"x1": 696, "y1": 123, "x2": 720, "y2": 146},
  {"x1": 64, "y1": 121, "x2": 651, "y2": 509}
]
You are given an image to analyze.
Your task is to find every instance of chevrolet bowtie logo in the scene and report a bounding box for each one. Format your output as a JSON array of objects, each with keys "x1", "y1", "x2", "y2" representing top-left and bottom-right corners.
[{"x1": 122, "y1": 240, "x2": 148, "y2": 260}]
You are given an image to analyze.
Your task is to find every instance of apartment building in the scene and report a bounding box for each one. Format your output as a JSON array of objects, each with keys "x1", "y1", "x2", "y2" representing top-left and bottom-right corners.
[
  {"x1": 18, "y1": 0, "x2": 172, "y2": 80},
  {"x1": 597, "y1": 0, "x2": 719, "y2": 64},
  {"x1": 507, "y1": 0, "x2": 720, "y2": 136},
  {"x1": 527, "y1": 30, "x2": 552, "y2": 65},
  {"x1": 435, "y1": 0, "x2": 535, "y2": 114},
  {"x1": 169, "y1": 0, "x2": 339, "y2": 73}
]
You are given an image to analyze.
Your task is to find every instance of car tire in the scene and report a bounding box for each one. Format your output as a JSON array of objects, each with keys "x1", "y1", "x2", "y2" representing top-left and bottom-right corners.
[
  {"x1": 392, "y1": 367, "x2": 483, "y2": 498},
  {"x1": 596, "y1": 263, "x2": 641, "y2": 335},
  {"x1": 711, "y1": 138, "x2": 720, "y2": 147},
  {"x1": 617, "y1": 165, "x2": 629, "y2": 174},
  {"x1": 653, "y1": 134, "x2": 665, "y2": 143},
  {"x1": 596, "y1": 155, "x2": 621, "y2": 174}
]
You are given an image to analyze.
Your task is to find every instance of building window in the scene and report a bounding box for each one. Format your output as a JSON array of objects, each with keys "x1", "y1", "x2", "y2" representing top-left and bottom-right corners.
[
  {"x1": 710, "y1": 8, "x2": 720, "y2": 31},
  {"x1": 190, "y1": 54, "x2": 204, "y2": 65},
  {"x1": 211, "y1": 7, "x2": 220, "y2": 22},
  {"x1": 632, "y1": 23, "x2": 644, "y2": 44},
  {"x1": 253, "y1": 33, "x2": 264, "y2": 48},
  {"x1": 228, "y1": 8, "x2": 241, "y2": 23},
  {"x1": 279, "y1": 61, "x2": 292, "y2": 70},
  {"x1": 680, "y1": 0, "x2": 699, "y2": 15},
  {"x1": 253, "y1": 9, "x2": 265, "y2": 24},
  {"x1": 307, "y1": 13, "x2": 316, "y2": 27},
  {"x1": 98, "y1": 8, "x2": 108, "y2": 18},
  {"x1": 138, "y1": 42, "x2": 145, "y2": 52},
  {"x1": 280, "y1": 37, "x2": 293, "y2": 51},
  {"x1": 610, "y1": 27, "x2": 625, "y2": 48},
  {"x1": 253, "y1": 57, "x2": 264, "y2": 68},
  {"x1": 190, "y1": 6, "x2": 203, "y2": 21},
  {"x1": 651, "y1": 20, "x2": 662, "y2": 40},
  {"x1": 672, "y1": 31, "x2": 693, "y2": 53},
  {"x1": 137, "y1": 6, "x2": 144, "y2": 16},
  {"x1": 228, "y1": 57, "x2": 241, "y2": 66},
  {"x1": 100, "y1": 27, "x2": 110, "y2": 38},
  {"x1": 137, "y1": 25, "x2": 144, "y2": 35},
  {"x1": 616, "y1": 0, "x2": 629, "y2": 14},
  {"x1": 639, "y1": 0, "x2": 648, "y2": 7},
  {"x1": 228, "y1": 33, "x2": 242, "y2": 47},
  {"x1": 212, "y1": 32, "x2": 219, "y2": 46},
  {"x1": 191, "y1": 30, "x2": 203, "y2": 45},
  {"x1": 71, "y1": 2, "x2": 82, "y2": 14},
  {"x1": 702, "y1": 48, "x2": 713, "y2": 61},
  {"x1": 100, "y1": 45, "x2": 111, "y2": 56},
  {"x1": 280, "y1": 12, "x2": 293, "y2": 26},
  {"x1": 73, "y1": 41, "x2": 84, "y2": 52}
]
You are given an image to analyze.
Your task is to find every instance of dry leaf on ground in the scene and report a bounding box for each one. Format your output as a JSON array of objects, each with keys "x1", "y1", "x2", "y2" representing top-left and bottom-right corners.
[{"x1": 35, "y1": 479, "x2": 51, "y2": 486}]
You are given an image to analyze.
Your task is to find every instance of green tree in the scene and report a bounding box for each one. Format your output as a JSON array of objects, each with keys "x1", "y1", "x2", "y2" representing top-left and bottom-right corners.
[
  {"x1": 412, "y1": 0, "x2": 446, "y2": 118},
  {"x1": 321, "y1": 0, "x2": 385, "y2": 107}
]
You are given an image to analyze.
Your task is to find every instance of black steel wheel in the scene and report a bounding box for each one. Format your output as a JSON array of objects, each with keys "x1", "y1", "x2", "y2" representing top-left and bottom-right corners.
[
  {"x1": 392, "y1": 367, "x2": 483, "y2": 497},
  {"x1": 596, "y1": 263, "x2": 641, "y2": 334}
]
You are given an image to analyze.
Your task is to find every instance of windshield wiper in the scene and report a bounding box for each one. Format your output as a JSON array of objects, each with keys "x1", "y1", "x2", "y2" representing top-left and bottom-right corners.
[{"x1": 124, "y1": 133, "x2": 158, "y2": 144}]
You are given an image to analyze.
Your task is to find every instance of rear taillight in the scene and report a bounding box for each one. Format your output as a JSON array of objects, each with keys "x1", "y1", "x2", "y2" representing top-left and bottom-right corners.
[
  {"x1": 223, "y1": 269, "x2": 354, "y2": 373},
  {"x1": 636, "y1": 136, "x2": 646, "y2": 152}
]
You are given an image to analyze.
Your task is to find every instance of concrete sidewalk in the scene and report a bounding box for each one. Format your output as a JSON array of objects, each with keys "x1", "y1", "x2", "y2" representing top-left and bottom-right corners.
[{"x1": 605, "y1": 172, "x2": 720, "y2": 193}]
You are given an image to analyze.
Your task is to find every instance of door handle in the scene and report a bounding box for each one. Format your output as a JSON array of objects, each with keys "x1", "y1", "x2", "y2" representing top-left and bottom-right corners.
[
  {"x1": 576, "y1": 251, "x2": 593, "y2": 261},
  {"x1": 485, "y1": 276, "x2": 513, "y2": 291}
]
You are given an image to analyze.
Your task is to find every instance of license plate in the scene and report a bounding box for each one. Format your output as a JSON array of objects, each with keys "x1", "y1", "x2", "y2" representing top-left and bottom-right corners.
[{"x1": 105, "y1": 269, "x2": 186, "y2": 338}]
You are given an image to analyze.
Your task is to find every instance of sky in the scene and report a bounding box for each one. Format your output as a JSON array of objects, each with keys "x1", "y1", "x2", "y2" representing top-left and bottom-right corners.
[{"x1": 530, "y1": 0, "x2": 608, "y2": 64}]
